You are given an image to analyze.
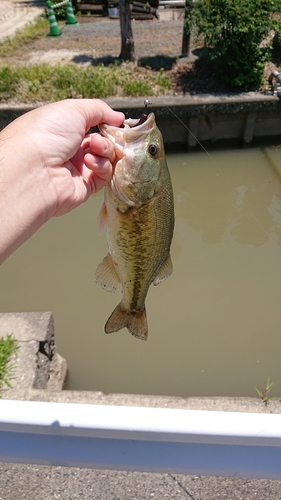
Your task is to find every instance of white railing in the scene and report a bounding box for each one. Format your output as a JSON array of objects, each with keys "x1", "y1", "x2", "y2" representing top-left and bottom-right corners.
[{"x1": 0, "y1": 400, "x2": 281, "y2": 478}]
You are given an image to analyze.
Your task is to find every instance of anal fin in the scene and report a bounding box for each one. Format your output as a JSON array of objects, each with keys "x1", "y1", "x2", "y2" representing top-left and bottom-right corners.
[{"x1": 153, "y1": 253, "x2": 173, "y2": 286}]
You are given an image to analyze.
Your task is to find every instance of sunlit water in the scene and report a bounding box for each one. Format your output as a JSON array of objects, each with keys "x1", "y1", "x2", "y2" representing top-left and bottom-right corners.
[{"x1": 1, "y1": 146, "x2": 281, "y2": 397}]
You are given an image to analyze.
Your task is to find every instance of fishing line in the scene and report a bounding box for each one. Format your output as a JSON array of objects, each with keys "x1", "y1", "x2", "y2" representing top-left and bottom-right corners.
[{"x1": 163, "y1": 103, "x2": 281, "y2": 253}]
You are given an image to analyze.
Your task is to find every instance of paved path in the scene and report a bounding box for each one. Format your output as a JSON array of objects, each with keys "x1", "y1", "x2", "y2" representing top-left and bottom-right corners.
[
  {"x1": 1, "y1": 462, "x2": 281, "y2": 499},
  {"x1": 0, "y1": 0, "x2": 45, "y2": 41}
]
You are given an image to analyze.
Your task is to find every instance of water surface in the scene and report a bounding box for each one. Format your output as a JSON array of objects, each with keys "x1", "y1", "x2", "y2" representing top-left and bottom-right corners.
[{"x1": 1, "y1": 146, "x2": 281, "y2": 397}]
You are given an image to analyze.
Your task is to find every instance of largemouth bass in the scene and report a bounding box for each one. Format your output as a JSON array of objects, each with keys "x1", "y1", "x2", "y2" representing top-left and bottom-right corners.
[{"x1": 96, "y1": 112, "x2": 174, "y2": 340}]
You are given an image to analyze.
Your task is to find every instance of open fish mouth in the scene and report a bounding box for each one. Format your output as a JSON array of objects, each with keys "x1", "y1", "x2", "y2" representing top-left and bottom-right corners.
[{"x1": 98, "y1": 112, "x2": 156, "y2": 155}]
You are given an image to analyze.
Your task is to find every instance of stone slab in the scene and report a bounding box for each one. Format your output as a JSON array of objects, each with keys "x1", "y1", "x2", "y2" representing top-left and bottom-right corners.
[{"x1": 0, "y1": 312, "x2": 67, "y2": 393}]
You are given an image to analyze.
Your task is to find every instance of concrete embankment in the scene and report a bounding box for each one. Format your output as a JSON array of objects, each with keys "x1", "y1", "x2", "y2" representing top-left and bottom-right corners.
[
  {"x1": 1, "y1": 310, "x2": 280, "y2": 410},
  {"x1": 1, "y1": 312, "x2": 281, "y2": 499},
  {"x1": 1, "y1": 93, "x2": 281, "y2": 149}
]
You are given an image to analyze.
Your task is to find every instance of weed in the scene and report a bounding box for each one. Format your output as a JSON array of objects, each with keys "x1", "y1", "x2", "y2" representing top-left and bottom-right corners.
[
  {"x1": 0, "y1": 16, "x2": 49, "y2": 58},
  {"x1": 0, "y1": 334, "x2": 19, "y2": 396},
  {"x1": 255, "y1": 376, "x2": 274, "y2": 405},
  {"x1": 122, "y1": 79, "x2": 153, "y2": 97},
  {"x1": 155, "y1": 68, "x2": 172, "y2": 90},
  {"x1": 0, "y1": 62, "x2": 172, "y2": 102}
]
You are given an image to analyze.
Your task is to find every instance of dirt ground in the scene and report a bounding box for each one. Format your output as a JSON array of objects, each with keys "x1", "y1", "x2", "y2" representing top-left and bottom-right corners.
[
  {"x1": 0, "y1": 1, "x2": 279, "y2": 95},
  {"x1": 0, "y1": 0, "x2": 45, "y2": 41}
]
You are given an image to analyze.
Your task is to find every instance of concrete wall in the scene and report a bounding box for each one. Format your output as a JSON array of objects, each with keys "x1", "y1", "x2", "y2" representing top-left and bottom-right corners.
[
  {"x1": 2, "y1": 94, "x2": 281, "y2": 149},
  {"x1": 107, "y1": 94, "x2": 281, "y2": 148}
]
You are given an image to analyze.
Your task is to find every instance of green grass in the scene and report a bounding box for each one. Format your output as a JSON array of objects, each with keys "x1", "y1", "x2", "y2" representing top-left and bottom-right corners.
[
  {"x1": 0, "y1": 334, "x2": 18, "y2": 395},
  {"x1": 0, "y1": 16, "x2": 49, "y2": 58},
  {"x1": 0, "y1": 63, "x2": 172, "y2": 103},
  {"x1": 255, "y1": 376, "x2": 274, "y2": 405}
]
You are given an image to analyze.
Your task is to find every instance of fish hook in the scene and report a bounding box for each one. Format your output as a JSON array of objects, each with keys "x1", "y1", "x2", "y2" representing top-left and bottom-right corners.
[{"x1": 144, "y1": 99, "x2": 152, "y2": 110}]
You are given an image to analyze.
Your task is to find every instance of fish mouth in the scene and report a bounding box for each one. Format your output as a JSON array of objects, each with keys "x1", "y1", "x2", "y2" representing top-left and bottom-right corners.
[{"x1": 98, "y1": 112, "x2": 155, "y2": 155}]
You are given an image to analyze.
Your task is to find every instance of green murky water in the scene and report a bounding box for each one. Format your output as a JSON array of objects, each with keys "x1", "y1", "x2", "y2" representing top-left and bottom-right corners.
[{"x1": 1, "y1": 146, "x2": 281, "y2": 397}]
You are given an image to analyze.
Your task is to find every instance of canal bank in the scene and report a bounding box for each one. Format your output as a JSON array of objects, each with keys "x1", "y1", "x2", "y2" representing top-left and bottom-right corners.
[
  {"x1": 2, "y1": 311, "x2": 281, "y2": 411},
  {"x1": 1, "y1": 312, "x2": 281, "y2": 497},
  {"x1": 1, "y1": 313, "x2": 281, "y2": 499},
  {"x1": 1, "y1": 92, "x2": 281, "y2": 149}
]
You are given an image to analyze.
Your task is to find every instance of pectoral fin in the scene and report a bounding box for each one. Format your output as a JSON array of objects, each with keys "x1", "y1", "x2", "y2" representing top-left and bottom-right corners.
[
  {"x1": 153, "y1": 253, "x2": 173, "y2": 286},
  {"x1": 95, "y1": 254, "x2": 120, "y2": 292},
  {"x1": 97, "y1": 202, "x2": 107, "y2": 234}
]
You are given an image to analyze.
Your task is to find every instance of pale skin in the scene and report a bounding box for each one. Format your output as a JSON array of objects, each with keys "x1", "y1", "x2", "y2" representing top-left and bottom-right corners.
[{"x1": 0, "y1": 99, "x2": 125, "y2": 265}]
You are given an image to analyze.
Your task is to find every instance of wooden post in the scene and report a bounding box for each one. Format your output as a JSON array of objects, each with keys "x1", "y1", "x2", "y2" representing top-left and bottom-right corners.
[
  {"x1": 181, "y1": 0, "x2": 193, "y2": 57},
  {"x1": 119, "y1": 0, "x2": 135, "y2": 61}
]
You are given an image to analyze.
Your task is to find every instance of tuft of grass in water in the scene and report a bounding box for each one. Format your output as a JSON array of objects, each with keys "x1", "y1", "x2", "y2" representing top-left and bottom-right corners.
[
  {"x1": 0, "y1": 16, "x2": 49, "y2": 58},
  {"x1": 255, "y1": 376, "x2": 274, "y2": 406},
  {"x1": 0, "y1": 334, "x2": 18, "y2": 396},
  {"x1": 0, "y1": 62, "x2": 172, "y2": 102}
]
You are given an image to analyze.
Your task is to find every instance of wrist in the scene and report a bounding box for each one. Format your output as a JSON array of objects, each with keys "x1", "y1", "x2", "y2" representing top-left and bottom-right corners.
[{"x1": 0, "y1": 127, "x2": 54, "y2": 264}]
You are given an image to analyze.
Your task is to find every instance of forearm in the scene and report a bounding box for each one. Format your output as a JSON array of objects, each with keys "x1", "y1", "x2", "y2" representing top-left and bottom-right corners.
[{"x1": 0, "y1": 123, "x2": 53, "y2": 264}]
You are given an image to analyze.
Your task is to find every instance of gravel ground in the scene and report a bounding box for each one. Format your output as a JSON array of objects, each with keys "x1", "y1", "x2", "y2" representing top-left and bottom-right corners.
[{"x1": 3, "y1": 16, "x2": 185, "y2": 63}]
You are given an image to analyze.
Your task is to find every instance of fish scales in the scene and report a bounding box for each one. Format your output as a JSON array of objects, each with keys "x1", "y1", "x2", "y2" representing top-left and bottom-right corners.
[{"x1": 96, "y1": 112, "x2": 174, "y2": 340}]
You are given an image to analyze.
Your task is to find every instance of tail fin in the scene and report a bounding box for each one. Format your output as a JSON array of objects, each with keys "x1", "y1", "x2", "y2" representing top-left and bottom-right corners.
[{"x1": 105, "y1": 303, "x2": 148, "y2": 340}]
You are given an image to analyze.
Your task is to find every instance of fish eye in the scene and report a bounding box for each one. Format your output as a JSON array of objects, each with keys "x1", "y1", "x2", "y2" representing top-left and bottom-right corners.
[{"x1": 148, "y1": 143, "x2": 158, "y2": 156}]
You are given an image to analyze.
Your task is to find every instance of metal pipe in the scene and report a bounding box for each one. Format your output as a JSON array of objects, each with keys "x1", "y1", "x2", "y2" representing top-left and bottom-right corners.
[
  {"x1": 1, "y1": 400, "x2": 281, "y2": 478},
  {"x1": 159, "y1": 1, "x2": 186, "y2": 5}
]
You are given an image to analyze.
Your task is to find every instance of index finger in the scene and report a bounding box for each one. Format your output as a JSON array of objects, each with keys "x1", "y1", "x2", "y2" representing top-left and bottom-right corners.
[{"x1": 68, "y1": 99, "x2": 125, "y2": 131}]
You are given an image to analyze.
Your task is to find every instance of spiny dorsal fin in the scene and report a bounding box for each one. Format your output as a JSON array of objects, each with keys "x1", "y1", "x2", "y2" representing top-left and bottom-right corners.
[
  {"x1": 95, "y1": 254, "x2": 120, "y2": 292},
  {"x1": 153, "y1": 253, "x2": 173, "y2": 286}
]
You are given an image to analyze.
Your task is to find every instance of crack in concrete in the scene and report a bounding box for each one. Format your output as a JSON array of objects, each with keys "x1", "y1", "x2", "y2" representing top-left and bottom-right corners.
[{"x1": 169, "y1": 474, "x2": 197, "y2": 499}]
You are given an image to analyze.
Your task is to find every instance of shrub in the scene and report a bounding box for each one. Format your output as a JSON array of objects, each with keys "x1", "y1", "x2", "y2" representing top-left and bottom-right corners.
[{"x1": 193, "y1": 0, "x2": 281, "y2": 90}]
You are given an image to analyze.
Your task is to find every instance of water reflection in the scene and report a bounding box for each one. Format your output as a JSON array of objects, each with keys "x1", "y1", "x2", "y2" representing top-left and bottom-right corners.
[
  {"x1": 175, "y1": 148, "x2": 281, "y2": 247},
  {"x1": 1, "y1": 146, "x2": 281, "y2": 397}
]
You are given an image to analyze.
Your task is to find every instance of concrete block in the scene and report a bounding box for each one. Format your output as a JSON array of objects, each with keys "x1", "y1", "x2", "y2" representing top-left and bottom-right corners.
[{"x1": 0, "y1": 312, "x2": 67, "y2": 394}]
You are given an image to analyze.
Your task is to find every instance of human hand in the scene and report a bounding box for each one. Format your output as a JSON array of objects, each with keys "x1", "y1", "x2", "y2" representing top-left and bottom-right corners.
[
  {"x1": 0, "y1": 99, "x2": 124, "y2": 263},
  {"x1": 4, "y1": 99, "x2": 124, "y2": 217}
]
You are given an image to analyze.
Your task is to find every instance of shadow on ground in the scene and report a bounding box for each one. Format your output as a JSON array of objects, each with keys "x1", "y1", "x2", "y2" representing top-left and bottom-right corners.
[{"x1": 72, "y1": 53, "x2": 178, "y2": 70}]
